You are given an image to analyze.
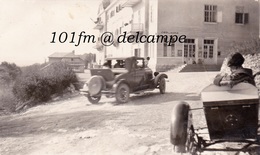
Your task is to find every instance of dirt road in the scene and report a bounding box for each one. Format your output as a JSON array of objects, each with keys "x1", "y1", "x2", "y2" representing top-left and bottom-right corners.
[{"x1": 0, "y1": 72, "x2": 229, "y2": 155}]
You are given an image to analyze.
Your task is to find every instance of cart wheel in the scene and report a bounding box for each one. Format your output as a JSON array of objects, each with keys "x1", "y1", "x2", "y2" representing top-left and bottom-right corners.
[
  {"x1": 159, "y1": 78, "x2": 166, "y2": 94},
  {"x1": 86, "y1": 94, "x2": 101, "y2": 104},
  {"x1": 115, "y1": 83, "x2": 130, "y2": 103},
  {"x1": 170, "y1": 101, "x2": 195, "y2": 154}
]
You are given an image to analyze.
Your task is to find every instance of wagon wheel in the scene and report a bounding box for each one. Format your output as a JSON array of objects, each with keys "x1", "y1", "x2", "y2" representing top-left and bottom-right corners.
[
  {"x1": 86, "y1": 94, "x2": 101, "y2": 104},
  {"x1": 115, "y1": 83, "x2": 130, "y2": 103},
  {"x1": 171, "y1": 102, "x2": 197, "y2": 154},
  {"x1": 173, "y1": 125, "x2": 197, "y2": 155},
  {"x1": 185, "y1": 125, "x2": 197, "y2": 155},
  {"x1": 159, "y1": 78, "x2": 166, "y2": 94}
]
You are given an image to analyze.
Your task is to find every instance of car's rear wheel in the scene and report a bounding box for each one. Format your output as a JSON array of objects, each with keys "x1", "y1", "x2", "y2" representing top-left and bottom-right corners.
[
  {"x1": 115, "y1": 83, "x2": 130, "y2": 103},
  {"x1": 86, "y1": 94, "x2": 101, "y2": 104},
  {"x1": 159, "y1": 78, "x2": 166, "y2": 94}
]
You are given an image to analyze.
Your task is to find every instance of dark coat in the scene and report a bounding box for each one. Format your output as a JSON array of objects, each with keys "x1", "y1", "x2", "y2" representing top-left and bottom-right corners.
[{"x1": 213, "y1": 68, "x2": 255, "y2": 87}]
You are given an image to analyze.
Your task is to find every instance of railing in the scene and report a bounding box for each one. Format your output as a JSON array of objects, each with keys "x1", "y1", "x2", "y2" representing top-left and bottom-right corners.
[
  {"x1": 122, "y1": 0, "x2": 141, "y2": 7},
  {"x1": 93, "y1": 22, "x2": 104, "y2": 30},
  {"x1": 121, "y1": 23, "x2": 143, "y2": 35}
]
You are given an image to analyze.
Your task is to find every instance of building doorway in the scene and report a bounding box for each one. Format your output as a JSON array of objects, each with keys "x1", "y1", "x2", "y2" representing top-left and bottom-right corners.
[
  {"x1": 203, "y1": 39, "x2": 215, "y2": 64},
  {"x1": 183, "y1": 39, "x2": 196, "y2": 64}
]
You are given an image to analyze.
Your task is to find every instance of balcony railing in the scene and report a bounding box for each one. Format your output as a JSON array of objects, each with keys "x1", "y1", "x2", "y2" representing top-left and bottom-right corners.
[
  {"x1": 94, "y1": 41, "x2": 103, "y2": 51},
  {"x1": 93, "y1": 22, "x2": 104, "y2": 30},
  {"x1": 122, "y1": 0, "x2": 141, "y2": 7},
  {"x1": 121, "y1": 23, "x2": 143, "y2": 35}
]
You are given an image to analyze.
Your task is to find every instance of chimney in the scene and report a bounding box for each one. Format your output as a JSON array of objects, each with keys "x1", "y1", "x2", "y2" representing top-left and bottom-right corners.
[{"x1": 72, "y1": 50, "x2": 75, "y2": 55}]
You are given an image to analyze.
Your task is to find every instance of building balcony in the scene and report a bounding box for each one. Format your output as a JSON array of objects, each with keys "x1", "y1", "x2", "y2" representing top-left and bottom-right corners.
[
  {"x1": 121, "y1": 23, "x2": 143, "y2": 35},
  {"x1": 122, "y1": 0, "x2": 141, "y2": 7},
  {"x1": 94, "y1": 41, "x2": 103, "y2": 51},
  {"x1": 93, "y1": 22, "x2": 104, "y2": 30}
]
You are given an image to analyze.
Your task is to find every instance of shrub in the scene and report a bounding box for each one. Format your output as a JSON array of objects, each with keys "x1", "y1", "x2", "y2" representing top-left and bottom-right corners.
[
  {"x1": 0, "y1": 62, "x2": 21, "y2": 85},
  {"x1": 0, "y1": 85, "x2": 17, "y2": 112},
  {"x1": 13, "y1": 62, "x2": 78, "y2": 104},
  {"x1": 0, "y1": 62, "x2": 21, "y2": 112},
  {"x1": 228, "y1": 38, "x2": 260, "y2": 55}
]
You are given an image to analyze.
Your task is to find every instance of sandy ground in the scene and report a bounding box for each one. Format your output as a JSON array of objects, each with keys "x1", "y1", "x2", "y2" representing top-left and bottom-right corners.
[{"x1": 0, "y1": 71, "x2": 258, "y2": 155}]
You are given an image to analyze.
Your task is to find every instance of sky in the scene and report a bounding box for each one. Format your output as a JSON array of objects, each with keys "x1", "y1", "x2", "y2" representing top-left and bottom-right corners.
[{"x1": 0, "y1": 0, "x2": 101, "y2": 66}]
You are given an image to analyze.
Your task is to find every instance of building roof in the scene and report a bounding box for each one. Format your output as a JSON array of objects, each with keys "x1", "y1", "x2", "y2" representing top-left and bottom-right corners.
[{"x1": 48, "y1": 52, "x2": 79, "y2": 58}]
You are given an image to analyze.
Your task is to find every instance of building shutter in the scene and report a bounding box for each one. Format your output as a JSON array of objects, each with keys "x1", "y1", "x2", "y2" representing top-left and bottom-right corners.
[{"x1": 244, "y1": 13, "x2": 249, "y2": 24}]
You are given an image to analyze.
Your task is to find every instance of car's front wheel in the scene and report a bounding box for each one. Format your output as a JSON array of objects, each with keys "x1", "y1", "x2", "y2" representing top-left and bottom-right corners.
[
  {"x1": 115, "y1": 83, "x2": 130, "y2": 103},
  {"x1": 86, "y1": 94, "x2": 101, "y2": 104},
  {"x1": 159, "y1": 78, "x2": 166, "y2": 94}
]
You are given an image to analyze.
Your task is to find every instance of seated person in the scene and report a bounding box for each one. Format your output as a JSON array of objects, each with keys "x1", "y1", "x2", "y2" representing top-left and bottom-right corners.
[
  {"x1": 114, "y1": 60, "x2": 122, "y2": 68},
  {"x1": 213, "y1": 52, "x2": 255, "y2": 87},
  {"x1": 144, "y1": 57, "x2": 150, "y2": 67},
  {"x1": 103, "y1": 60, "x2": 111, "y2": 69}
]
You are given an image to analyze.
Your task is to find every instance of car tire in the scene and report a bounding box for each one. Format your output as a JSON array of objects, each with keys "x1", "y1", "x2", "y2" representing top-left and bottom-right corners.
[
  {"x1": 159, "y1": 78, "x2": 166, "y2": 94},
  {"x1": 115, "y1": 83, "x2": 130, "y2": 103},
  {"x1": 171, "y1": 102, "x2": 196, "y2": 154},
  {"x1": 87, "y1": 94, "x2": 101, "y2": 104},
  {"x1": 88, "y1": 76, "x2": 104, "y2": 96}
]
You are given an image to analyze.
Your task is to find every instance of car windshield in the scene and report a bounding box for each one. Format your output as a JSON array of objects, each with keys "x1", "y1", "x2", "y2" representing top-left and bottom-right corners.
[{"x1": 110, "y1": 59, "x2": 126, "y2": 69}]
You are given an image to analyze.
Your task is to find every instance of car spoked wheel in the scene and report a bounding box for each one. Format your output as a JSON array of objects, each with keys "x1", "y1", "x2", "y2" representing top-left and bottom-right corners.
[
  {"x1": 115, "y1": 83, "x2": 130, "y2": 103},
  {"x1": 86, "y1": 94, "x2": 101, "y2": 104},
  {"x1": 159, "y1": 78, "x2": 166, "y2": 94}
]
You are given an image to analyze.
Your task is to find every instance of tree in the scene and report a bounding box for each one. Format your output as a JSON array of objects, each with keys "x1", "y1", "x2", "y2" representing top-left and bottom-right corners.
[{"x1": 0, "y1": 62, "x2": 21, "y2": 85}]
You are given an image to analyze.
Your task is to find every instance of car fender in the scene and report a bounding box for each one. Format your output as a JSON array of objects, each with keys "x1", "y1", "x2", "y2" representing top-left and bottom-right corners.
[
  {"x1": 112, "y1": 79, "x2": 129, "y2": 93},
  {"x1": 170, "y1": 101, "x2": 191, "y2": 146},
  {"x1": 154, "y1": 73, "x2": 168, "y2": 85}
]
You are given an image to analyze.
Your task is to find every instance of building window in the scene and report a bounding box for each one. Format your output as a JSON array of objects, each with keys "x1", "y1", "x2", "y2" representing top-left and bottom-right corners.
[
  {"x1": 107, "y1": 13, "x2": 109, "y2": 21},
  {"x1": 218, "y1": 51, "x2": 221, "y2": 56},
  {"x1": 163, "y1": 41, "x2": 167, "y2": 57},
  {"x1": 235, "y1": 6, "x2": 249, "y2": 24},
  {"x1": 177, "y1": 50, "x2": 182, "y2": 57},
  {"x1": 184, "y1": 39, "x2": 195, "y2": 58},
  {"x1": 203, "y1": 39, "x2": 214, "y2": 59},
  {"x1": 110, "y1": 10, "x2": 115, "y2": 18},
  {"x1": 134, "y1": 48, "x2": 141, "y2": 57},
  {"x1": 204, "y1": 5, "x2": 217, "y2": 22},
  {"x1": 171, "y1": 43, "x2": 175, "y2": 57}
]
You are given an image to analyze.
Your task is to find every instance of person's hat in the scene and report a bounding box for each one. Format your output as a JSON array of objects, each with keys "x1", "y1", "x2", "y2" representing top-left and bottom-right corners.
[{"x1": 227, "y1": 52, "x2": 245, "y2": 67}]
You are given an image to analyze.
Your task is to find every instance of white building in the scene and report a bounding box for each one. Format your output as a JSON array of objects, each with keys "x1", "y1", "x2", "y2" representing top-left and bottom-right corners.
[{"x1": 94, "y1": 0, "x2": 259, "y2": 71}]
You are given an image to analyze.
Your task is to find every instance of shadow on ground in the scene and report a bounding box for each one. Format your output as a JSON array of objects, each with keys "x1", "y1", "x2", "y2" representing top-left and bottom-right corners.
[
  {"x1": 0, "y1": 110, "x2": 122, "y2": 138},
  {"x1": 115, "y1": 92, "x2": 201, "y2": 106}
]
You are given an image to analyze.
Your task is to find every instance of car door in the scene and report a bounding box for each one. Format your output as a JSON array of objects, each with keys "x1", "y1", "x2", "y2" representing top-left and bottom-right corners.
[{"x1": 133, "y1": 58, "x2": 146, "y2": 89}]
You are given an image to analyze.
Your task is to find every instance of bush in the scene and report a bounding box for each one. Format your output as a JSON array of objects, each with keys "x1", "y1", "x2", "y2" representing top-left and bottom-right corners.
[
  {"x1": 13, "y1": 62, "x2": 78, "y2": 104},
  {"x1": 228, "y1": 38, "x2": 260, "y2": 55},
  {"x1": 0, "y1": 62, "x2": 21, "y2": 112},
  {"x1": 0, "y1": 85, "x2": 17, "y2": 112},
  {"x1": 0, "y1": 62, "x2": 21, "y2": 85}
]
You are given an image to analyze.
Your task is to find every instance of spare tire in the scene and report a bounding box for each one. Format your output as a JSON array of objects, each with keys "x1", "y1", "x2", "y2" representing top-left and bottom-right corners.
[{"x1": 88, "y1": 76, "x2": 104, "y2": 96}]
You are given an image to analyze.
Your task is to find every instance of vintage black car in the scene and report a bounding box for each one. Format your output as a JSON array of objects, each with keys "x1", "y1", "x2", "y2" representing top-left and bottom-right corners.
[{"x1": 80, "y1": 56, "x2": 168, "y2": 104}]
